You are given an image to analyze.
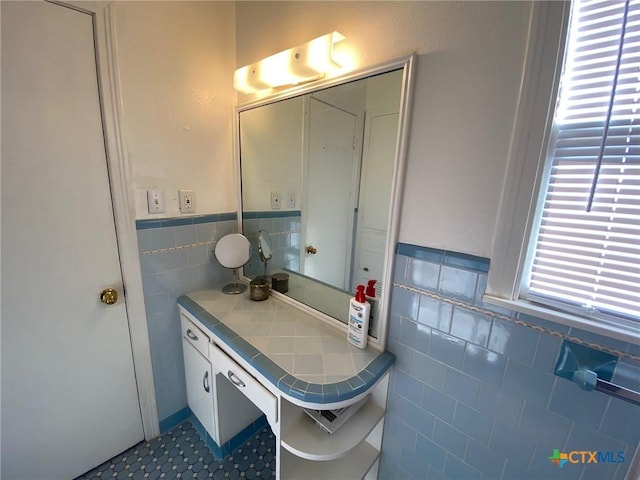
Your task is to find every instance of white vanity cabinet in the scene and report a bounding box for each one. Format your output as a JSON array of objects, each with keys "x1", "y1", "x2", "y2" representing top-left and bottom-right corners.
[
  {"x1": 181, "y1": 314, "x2": 263, "y2": 448},
  {"x1": 181, "y1": 317, "x2": 216, "y2": 439},
  {"x1": 178, "y1": 290, "x2": 395, "y2": 480}
]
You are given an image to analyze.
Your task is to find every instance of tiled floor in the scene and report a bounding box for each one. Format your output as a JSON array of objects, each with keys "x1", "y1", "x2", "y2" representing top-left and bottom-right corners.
[{"x1": 76, "y1": 421, "x2": 276, "y2": 480}]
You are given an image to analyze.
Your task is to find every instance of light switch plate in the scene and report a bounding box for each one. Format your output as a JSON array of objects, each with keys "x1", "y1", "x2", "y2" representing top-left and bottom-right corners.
[
  {"x1": 287, "y1": 192, "x2": 296, "y2": 209},
  {"x1": 147, "y1": 190, "x2": 165, "y2": 214},
  {"x1": 271, "y1": 192, "x2": 281, "y2": 210}
]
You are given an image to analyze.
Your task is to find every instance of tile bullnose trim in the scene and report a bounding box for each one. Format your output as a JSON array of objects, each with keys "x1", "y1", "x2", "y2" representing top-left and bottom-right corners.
[
  {"x1": 136, "y1": 212, "x2": 238, "y2": 230},
  {"x1": 242, "y1": 210, "x2": 302, "y2": 219},
  {"x1": 396, "y1": 242, "x2": 490, "y2": 273}
]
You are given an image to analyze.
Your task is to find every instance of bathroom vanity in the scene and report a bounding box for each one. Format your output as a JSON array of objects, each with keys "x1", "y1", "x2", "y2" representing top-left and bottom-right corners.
[
  {"x1": 178, "y1": 53, "x2": 415, "y2": 479},
  {"x1": 178, "y1": 288, "x2": 394, "y2": 480}
]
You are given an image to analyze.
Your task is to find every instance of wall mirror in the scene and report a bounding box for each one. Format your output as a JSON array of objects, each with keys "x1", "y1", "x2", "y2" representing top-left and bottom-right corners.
[{"x1": 236, "y1": 55, "x2": 415, "y2": 350}]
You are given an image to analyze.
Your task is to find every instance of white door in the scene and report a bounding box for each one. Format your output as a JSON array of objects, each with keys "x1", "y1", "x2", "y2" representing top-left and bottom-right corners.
[
  {"x1": 1, "y1": 2, "x2": 144, "y2": 479},
  {"x1": 353, "y1": 109, "x2": 399, "y2": 294},
  {"x1": 302, "y1": 97, "x2": 359, "y2": 290}
]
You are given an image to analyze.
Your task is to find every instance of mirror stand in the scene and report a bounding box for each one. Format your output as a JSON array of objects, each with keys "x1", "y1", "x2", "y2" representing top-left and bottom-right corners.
[{"x1": 223, "y1": 268, "x2": 246, "y2": 295}]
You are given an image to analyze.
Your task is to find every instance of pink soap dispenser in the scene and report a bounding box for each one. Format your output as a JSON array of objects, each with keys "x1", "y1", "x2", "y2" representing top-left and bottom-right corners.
[{"x1": 365, "y1": 279, "x2": 378, "y2": 331}]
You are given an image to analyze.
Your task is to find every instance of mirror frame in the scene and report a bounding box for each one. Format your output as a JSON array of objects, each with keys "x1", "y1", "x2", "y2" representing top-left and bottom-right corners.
[{"x1": 233, "y1": 54, "x2": 416, "y2": 352}]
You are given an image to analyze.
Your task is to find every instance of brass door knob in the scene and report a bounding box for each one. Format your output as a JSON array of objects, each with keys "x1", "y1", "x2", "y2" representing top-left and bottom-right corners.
[
  {"x1": 306, "y1": 245, "x2": 318, "y2": 255},
  {"x1": 99, "y1": 288, "x2": 118, "y2": 305}
]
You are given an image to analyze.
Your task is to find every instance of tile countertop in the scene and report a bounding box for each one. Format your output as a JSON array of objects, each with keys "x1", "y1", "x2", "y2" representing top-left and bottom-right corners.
[{"x1": 178, "y1": 289, "x2": 395, "y2": 405}]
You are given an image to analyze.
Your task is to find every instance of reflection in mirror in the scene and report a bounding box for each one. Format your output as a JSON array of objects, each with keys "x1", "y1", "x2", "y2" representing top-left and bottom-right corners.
[
  {"x1": 239, "y1": 62, "x2": 410, "y2": 342},
  {"x1": 257, "y1": 229, "x2": 272, "y2": 279}
]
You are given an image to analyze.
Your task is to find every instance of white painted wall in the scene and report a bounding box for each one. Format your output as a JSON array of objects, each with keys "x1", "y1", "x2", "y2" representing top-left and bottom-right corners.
[
  {"x1": 235, "y1": 1, "x2": 535, "y2": 258},
  {"x1": 114, "y1": 1, "x2": 236, "y2": 219},
  {"x1": 109, "y1": 1, "x2": 536, "y2": 254}
]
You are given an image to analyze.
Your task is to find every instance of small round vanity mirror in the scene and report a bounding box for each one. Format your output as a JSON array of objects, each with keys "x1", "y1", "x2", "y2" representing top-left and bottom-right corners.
[
  {"x1": 257, "y1": 229, "x2": 273, "y2": 279},
  {"x1": 214, "y1": 233, "x2": 251, "y2": 294},
  {"x1": 257, "y1": 229, "x2": 273, "y2": 264}
]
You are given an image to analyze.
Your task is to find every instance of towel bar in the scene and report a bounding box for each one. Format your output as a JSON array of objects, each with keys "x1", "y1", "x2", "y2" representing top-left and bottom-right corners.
[
  {"x1": 555, "y1": 340, "x2": 640, "y2": 407},
  {"x1": 595, "y1": 378, "x2": 640, "y2": 407}
]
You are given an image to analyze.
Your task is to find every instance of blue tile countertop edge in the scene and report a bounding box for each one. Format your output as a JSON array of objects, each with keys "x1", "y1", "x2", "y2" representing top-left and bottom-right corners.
[{"x1": 177, "y1": 295, "x2": 395, "y2": 404}]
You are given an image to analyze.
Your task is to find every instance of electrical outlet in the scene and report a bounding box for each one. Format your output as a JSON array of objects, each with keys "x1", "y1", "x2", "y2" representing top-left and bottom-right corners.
[
  {"x1": 271, "y1": 192, "x2": 281, "y2": 210},
  {"x1": 147, "y1": 190, "x2": 165, "y2": 214},
  {"x1": 179, "y1": 190, "x2": 196, "y2": 213},
  {"x1": 287, "y1": 192, "x2": 296, "y2": 209}
]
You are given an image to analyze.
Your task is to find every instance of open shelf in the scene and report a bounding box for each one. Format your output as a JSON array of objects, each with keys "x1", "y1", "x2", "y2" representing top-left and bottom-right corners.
[
  {"x1": 280, "y1": 398, "x2": 384, "y2": 461},
  {"x1": 280, "y1": 442, "x2": 379, "y2": 480}
]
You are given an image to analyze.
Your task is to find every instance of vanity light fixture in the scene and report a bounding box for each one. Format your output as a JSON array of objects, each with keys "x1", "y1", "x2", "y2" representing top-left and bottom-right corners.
[{"x1": 233, "y1": 31, "x2": 346, "y2": 94}]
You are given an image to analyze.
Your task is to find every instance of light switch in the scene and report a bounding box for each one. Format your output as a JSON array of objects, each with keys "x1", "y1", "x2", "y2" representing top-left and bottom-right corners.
[{"x1": 147, "y1": 190, "x2": 165, "y2": 214}]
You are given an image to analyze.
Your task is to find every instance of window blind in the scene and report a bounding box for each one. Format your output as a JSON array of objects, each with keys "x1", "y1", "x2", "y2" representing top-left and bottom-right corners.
[{"x1": 525, "y1": 0, "x2": 640, "y2": 320}]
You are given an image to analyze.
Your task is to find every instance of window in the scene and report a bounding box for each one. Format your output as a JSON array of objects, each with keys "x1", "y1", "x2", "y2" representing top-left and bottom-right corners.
[
  {"x1": 522, "y1": 0, "x2": 639, "y2": 323},
  {"x1": 485, "y1": 1, "x2": 639, "y2": 341}
]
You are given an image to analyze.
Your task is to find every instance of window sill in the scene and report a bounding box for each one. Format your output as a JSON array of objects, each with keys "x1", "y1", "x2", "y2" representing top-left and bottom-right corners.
[{"x1": 483, "y1": 295, "x2": 640, "y2": 346}]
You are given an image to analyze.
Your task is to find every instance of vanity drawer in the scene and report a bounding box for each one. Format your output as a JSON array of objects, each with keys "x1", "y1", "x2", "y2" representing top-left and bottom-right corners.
[
  {"x1": 210, "y1": 343, "x2": 278, "y2": 427},
  {"x1": 181, "y1": 315, "x2": 209, "y2": 358}
]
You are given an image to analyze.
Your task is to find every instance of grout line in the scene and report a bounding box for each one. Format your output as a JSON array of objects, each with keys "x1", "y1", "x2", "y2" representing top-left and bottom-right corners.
[
  {"x1": 245, "y1": 231, "x2": 297, "y2": 238},
  {"x1": 597, "y1": 396, "x2": 612, "y2": 433},
  {"x1": 140, "y1": 240, "x2": 215, "y2": 256},
  {"x1": 393, "y1": 282, "x2": 640, "y2": 362}
]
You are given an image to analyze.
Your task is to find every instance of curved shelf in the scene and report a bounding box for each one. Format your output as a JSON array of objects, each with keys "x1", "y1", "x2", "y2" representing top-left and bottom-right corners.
[
  {"x1": 280, "y1": 443, "x2": 379, "y2": 480},
  {"x1": 280, "y1": 399, "x2": 384, "y2": 461}
]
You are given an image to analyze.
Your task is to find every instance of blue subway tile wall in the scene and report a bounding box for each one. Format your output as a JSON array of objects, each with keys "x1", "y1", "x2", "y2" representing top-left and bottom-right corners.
[
  {"x1": 137, "y1": 215, "x2": 237, "y2": 425},
  {"x1": 380, "y1": 245, "x2": 640, "y2": 480},
  {"x1": 242, "y1": 211, "x2": 301, "y2": 277}
]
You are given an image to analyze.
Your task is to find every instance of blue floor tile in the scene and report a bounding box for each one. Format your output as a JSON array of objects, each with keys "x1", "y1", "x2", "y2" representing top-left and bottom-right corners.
[{"x1": 76, "y1": 421, "x2": 276, "y2": 479}]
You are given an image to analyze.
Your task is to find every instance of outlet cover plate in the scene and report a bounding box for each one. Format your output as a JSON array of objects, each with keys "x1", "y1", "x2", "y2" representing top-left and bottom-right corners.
[{"x1": 179, "y1": 190, "x2": 196, "y2": 213}]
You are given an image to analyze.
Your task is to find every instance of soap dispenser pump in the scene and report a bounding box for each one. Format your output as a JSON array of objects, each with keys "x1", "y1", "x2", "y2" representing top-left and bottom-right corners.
[{"x1": 365, "y1": 279, "x2": 378, "y2": 329}]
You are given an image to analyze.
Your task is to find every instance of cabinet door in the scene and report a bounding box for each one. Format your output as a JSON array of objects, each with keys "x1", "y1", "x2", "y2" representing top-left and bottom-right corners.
[{"x1": 183, "y1": 339, "x2": 216, "y2": 439}]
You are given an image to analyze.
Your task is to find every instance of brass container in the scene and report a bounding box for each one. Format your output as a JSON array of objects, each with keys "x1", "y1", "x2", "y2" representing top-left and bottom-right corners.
[{"x1": 249, "y1": 277, "x2": 270, "y2": 301}]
